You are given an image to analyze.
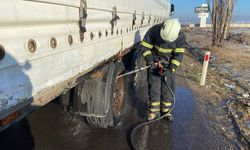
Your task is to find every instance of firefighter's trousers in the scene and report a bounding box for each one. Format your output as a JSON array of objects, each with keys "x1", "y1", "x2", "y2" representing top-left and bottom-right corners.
[{"x1": 147, "y1": 68, "x2": 175, "y2": 114}]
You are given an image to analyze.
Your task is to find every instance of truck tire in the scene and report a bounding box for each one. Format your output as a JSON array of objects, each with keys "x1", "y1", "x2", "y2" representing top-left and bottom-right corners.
[
  {"x1": 86, "y1": 62, "x2": 126, "y2": 128},
  {"x1": 57, "y1": 90, "x2": 70, "y2": 111}
]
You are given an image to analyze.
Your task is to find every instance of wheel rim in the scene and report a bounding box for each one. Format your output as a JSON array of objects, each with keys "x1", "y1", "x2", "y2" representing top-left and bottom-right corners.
[{"x1": 113, "y1": 72, "x2": 125, "y2": 116}]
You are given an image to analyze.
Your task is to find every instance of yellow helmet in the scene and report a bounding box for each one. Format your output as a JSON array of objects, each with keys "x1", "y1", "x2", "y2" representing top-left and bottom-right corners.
[{"x1": 160, "y1": 18, "x2": 181, "y2": 42}]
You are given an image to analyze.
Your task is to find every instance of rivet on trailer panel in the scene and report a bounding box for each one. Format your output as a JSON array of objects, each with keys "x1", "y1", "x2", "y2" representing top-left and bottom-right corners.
[
  {"x1": 105, "y1": 30, "x2": 109, "y2": 37},
  {"x1": 67, "y1": 35, "x2": 73, "y2": 46},
  {"x1": 90, "y1": 32, "x2": 94, "y2": 40},
  {"x1": 0, "y1": 45, "x2": 5, "y2": 61},
  {"x1": 27, "y1": 39, "x2": 37, "y2": 53},
  {"x1": 111, "y1": 30, "x2": 114, "y2": 36},
  {"x1": 99, "y1": 31, "x2": 102, "y2": 38},
  {"x1": 50, "y1": 37, "x2": 57, "y2": 49}
]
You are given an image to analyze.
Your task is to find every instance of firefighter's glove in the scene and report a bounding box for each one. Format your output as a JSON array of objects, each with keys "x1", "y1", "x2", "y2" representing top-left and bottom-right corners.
[
  {"x1": 159, "y1": 68, "x2": 172, "y2": 77},
  {"x1": 156, "y1": 62, "x2": 165, "y2": 76},
  {"x1": 158, "y1": 68, "x2": 166, "y2": 76}
]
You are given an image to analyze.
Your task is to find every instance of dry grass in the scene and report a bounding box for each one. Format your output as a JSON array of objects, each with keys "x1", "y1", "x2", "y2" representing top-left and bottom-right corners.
[{"x1": 181, "y1": 27, "x2": 250, "y2": 149}]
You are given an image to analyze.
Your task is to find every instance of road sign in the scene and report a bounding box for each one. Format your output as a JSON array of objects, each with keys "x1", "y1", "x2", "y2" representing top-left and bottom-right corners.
[
  {"x1": 195, "y1": 7, "x2": 208, "y2": 13},
  {"x1": 198, "y1": 13, "x2": 209, "y2": 18}
]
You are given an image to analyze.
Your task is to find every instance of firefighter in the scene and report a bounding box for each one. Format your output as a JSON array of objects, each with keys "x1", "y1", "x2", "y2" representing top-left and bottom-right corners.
[{"x1": 139, "y1": 18, "x2": 186, "y2": 121}]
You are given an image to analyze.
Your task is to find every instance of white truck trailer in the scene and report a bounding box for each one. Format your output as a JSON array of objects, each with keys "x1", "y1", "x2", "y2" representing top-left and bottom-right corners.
[{"x1": 0, "y1": 0, "x2": 172, "y2": 131}]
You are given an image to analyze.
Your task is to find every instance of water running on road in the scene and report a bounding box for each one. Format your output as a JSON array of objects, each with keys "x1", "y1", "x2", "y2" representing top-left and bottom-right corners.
[{"x1": 0, "y1": 76, "x2": 225, "y2": 150}]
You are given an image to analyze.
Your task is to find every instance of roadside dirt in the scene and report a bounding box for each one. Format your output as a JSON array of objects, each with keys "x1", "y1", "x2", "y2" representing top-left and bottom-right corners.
[{"x1": 181, "y1": 27, "x2": 250, "y2": 149}]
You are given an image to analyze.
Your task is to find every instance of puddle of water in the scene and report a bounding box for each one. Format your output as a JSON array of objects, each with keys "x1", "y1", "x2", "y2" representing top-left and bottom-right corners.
[
  {"x1": 0, "y1": 80, "x2": 227, "y2": 150},
  {"x1": 172, "y1": 87, "x2": 221, "y2": 150}
]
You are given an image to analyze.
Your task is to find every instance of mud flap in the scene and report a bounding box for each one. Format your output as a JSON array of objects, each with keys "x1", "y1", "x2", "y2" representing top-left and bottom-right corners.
[
  {"x1": 73, "y1": 64, "x2": 112, "y2": 117},
  {"x1": 75, "y1": 80, "x2": 107, "y2": 116},
  {"x1": 72, "y1": 62, "x2": 126, "y2": 128}
]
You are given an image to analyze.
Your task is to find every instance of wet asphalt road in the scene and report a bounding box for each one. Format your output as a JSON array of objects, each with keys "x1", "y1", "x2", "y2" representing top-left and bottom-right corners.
[{"x1": 0, "y1": 73, "x2": 225, "y2": 150}]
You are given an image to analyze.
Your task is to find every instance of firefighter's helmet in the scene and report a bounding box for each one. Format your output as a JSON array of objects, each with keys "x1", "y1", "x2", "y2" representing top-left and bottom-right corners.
[{"x1": 160, "y1": 18, "x2": 181, "y2": 42}]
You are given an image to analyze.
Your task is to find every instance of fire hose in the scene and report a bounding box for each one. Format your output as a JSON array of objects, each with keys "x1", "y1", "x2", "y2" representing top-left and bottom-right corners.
[
  {"x1": 116, "y1": 65, "x2": 176, "y2": 150},
  {"x1": 130, "y1": 82, "x2": 175, "y2": 150}
]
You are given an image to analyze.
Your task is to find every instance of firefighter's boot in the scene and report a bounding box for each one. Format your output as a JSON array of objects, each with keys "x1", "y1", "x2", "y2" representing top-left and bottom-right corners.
[
  {"x1": 161, "y1": 102, "x2": 173, "y2": 122},
  {"x1": 147, "y1": 102, "x2": 160, "y2": 121},
  {"x1": 163, "y1": 113, "x2": 173, "y2": 122}
]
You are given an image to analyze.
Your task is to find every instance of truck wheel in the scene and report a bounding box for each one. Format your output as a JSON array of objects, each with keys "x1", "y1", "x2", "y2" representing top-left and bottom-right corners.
[
  {"x1": 86, "y1": 62, "x2": 126, "y2": 128},
  {"x1": 57, "y1": 90, "x2": 70, "y2": 111}
]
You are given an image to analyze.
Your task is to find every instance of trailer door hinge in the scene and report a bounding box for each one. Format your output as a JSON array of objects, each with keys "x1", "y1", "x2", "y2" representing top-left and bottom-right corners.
[
  {"x1": 110, "y1": 7, "x2": 120, "y2": 34},
  {"x1": 148, "y1": 13, "x2": 151, "y2": 24},
  {"x1": 132, "y1": 11, "x2": 137, "y2": 26},
  {"x1": 80, "y1": 0, "x2": 87, "y2": 41},
  {"x1": 141, "y1": 12, "x2": 145, "y2": 26}
]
